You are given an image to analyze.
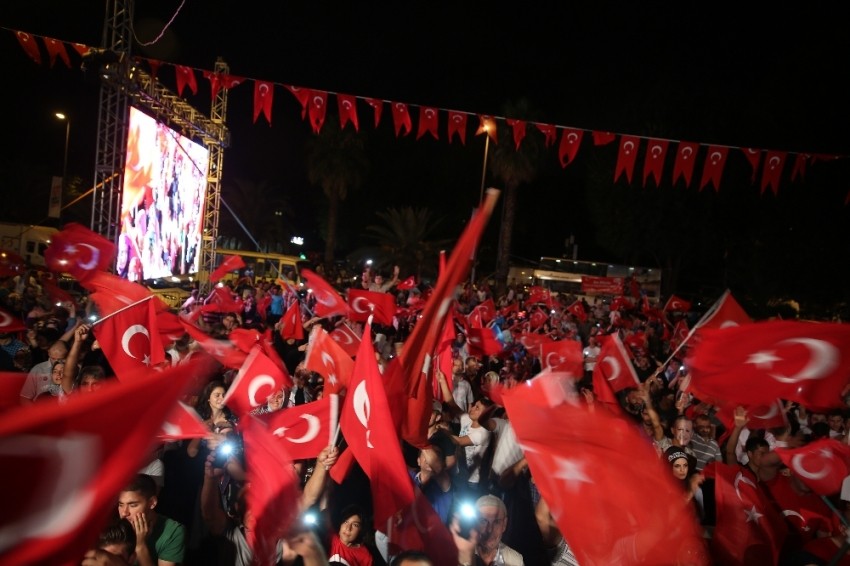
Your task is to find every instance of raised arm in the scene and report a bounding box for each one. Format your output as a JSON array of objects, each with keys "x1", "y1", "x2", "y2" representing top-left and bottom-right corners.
[{"x1": 62, "y1": 324, "x2": 89, "y2": 394}]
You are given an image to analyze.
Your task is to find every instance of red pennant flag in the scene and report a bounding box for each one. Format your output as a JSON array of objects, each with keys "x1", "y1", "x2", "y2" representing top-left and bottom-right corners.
[
  {"x1": 15, "y1": 31, "x2": 42, "y2": 65},
  {"x1": 506, "y1": 118, "x2": 527, "y2": 150},
  {"x1": 45, "y1": 222, "x2": 116, "y2": 282},
  {"x1": 0, "y1": 307, "x2": 27, "y2": 333},
  {"x1": 0, "y1": 357, "x2": 212, "y2": 565},
  {"x1": 696, "y1": 290, "x2": 751, "y2": 332},
  {"x1": 329, "y1": 323, "x2": 361, "y2": 358},
  {"x1": 743, "y1": 148, "x2": 762, "y2": 184},
  {"x1": 664, "y1": 294, "x2": 692, "y2": 312},
  {"x1": 239, "y1": 415, "x2": 301, "y2": 566},
  {"x1": 304, "y1": 326, "x2": 355, "y2": 395},
  {"x1": 593, "y1": 333, "x2": 640, "y2": 393},
  {"x1": 540, "y1": 340, "x2": 583, "y2": 375},
  {"x1": 347, "y1": 288, "x2": 397, "y2": 326},
  {"x1": 592, "y1": 131, "x2": 616, "y2": 145},
  {"x1": 210, "y1": 254, "x2": 246, "y2": 283},
  {"x1": 70, "y1": 43, "x2": 90, "y2": 57},
  {"x1": 364, "y1": 97, "x2": 383, "y2": 127},
  {"x1": 337, "y1": 93, "x2": 359, "y2": 131},
  {"x1": 203, "y1": 70, "x2": 243, "y2": 101},
  {"x1": 174, "y1": 65, "x2": 198, "y2": 96},
  {"x1": 43, "y1": 37, "x2": 71, "y2": 68},
  {"x1": 447, "y1": 111, "x2": 467, "y2": 144},
  {"x1": 308, "y1": 90, "x2": 328, "y2": 133},
  {"x1": 284, "y1": 85, "x2": 311, "y2": 118},
  {"x1": 340, "y1": 321, "x2": 414, "y2": 525},
  {"x1": 699, "y1": 145, "x2": 729, "y2": 192},
  {"x1": 253, "y1": 80, "x2": 274, "y2": 125},
  {"x1": 775, "y1": 438, "x2": 850, "y2": 496},
  {"x1": 260, "y1": 395, "x2": 339, "y2": 460},
  {"x1": 791, "y1": 153, "x2": 808, "y2": 183},
  {"x1": 558, "y1": 128, "x2": 584, "y2": 167},
  {"x1": 391, "y1": 102, "x2": 413, "y2": 137},
  {"x1": 687, "y1": 320, "x2": 850, "y2": 409},
  {"x1": 158, "y1": 401, "x2": 210, "y2": 441},
  {"x1": 708, "y1": 462, "x2": 787, "y2": 566},
  {"x1": 642, "y1": 138, "x2": 669, "y2": 187},
  {"x1": 396, "y1": 275, "x2": 417, "y2": 290},
  {"x1": 0, "y1": 372, "x2": 28, "y2": 409},
  {"x1": 280, "y1": 300, "x2": 304, "y2": 341},
  {"x1": 672, "y1": 141, "x2": 699, "y2": 187},
  {"x1": 300, "y1": 269, "x2": 349, "y2": 318},
  {"x1": 760, "y1": 150, "x2": 787, "y2": 196},
  {"x1": 416, "y1": 106, "x2": 439, "y2": 140},
  {"x1": 475, "y1": 115, "x2": 498, "y2": 142},
  {"x1": 502, "y1": 370, "x2": 710, "y2": 566},
  {"x1": 535, "y1": 123, "x2": 557, "y2": 147},
  {"x1": 223, "y1": 346, "x2": 289, "y2": 416},
  {"x1": 566, "y1": 300, "x2": 587, "y2": 323},
  {"x1": 614, "y1": 135, "x2": 640, "y2": 184},
  {"x1": 92, "y1": 297, "x2": 166, "y2": 378},
  {"x1": 179, "y1": 320, "x2": 248, "y2": 369},
  {"x1": 467, "y1": 327, "x2": 503, "y2": 357}
]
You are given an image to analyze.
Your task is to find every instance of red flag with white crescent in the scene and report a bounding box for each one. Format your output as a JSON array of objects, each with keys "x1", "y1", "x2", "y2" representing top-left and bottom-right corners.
[
  {"x1": 44, "y1": 37, "x2": 71, "y2": 68},
  {"x1": 260, "y1": 395, "x2": 338, "y2": 461},
  {"x1": 506, "y1": 118, "x2": 527, "y2": 150},
  {"x1": 301, "y1": 269, "x2": 349, "y2": 319},
  {"x1": 417, "y1": 106, "x2": 439, "y2": 140},
  {"x1": 15, "y1": 31, "x2": 41, "y2": 64},
  {"x1": 672, "y1": 141, "x2": 699, "y2": 187},
  {"x1": 775, "y1": 438, "x2": 850, "y2": 496},
  {"x1": 223, "y1": 346, "x2": 289, "y2": 417},
  {"x1": 699, "y1": 145, "x2": 729, "y2": 192},
  {"x1": 447, "y1": 111, "x2": 467, "y2": 144},
  {"x1": 337, "y1": 93, "x2": 359, "y2": 131},
  {"x1": 304, "y1": 326, "x2": 354, "y2": 395},
  {"x1": 329, "y1": 323, "x2": 361, "y2": 358},
  {"x1": 364, "y1": 98, "x2": 383, "y2": 127},
  {"x1": 158, "y1": 401, "x2": 209, "y2": 441},
  {"x1": 558, "y1": 128, "x2": 583, "y2": 167},
  {"x1": 614, "y1": 135, "x2": 640, "y2": 184},
  {"x1": 592, "y1": 333, "x2": 640, "y2": 394},
  {"x1": 743, "y1": 148, "x2": 762, "y2": 184},
  {"x1": 309, "y1": 90, "x2": 328, "y2": 133},
  {"x1": 284, "y1": 85, "x2": 310, "y2": 118},
  {"x1": 253, "y1": 80, "x2": 274, "y2": 125},
  {"x1": 540, "y1": 340, "x2": 583, "y2": 376},
  {"x1": 760, "y1": 150, "x2": 787, "y2": 196},
  {"x1": 179, "y1": 320, "x2": 248, "y2": 369},
  {"x1": 0, "y1": 307, "x2": 26, "y2": 333},
  {"x1": 280, "y1": 301, "x2": 304, "y2": 341},
  {"x1": 696, "y1": 290, "x2": 751, "y2": 332},
  {"x1": 45, "y1": 223, "x2": 116, "y2": 282},
  {"x1": 92, "y1": 297, "x2": 165, "y2": 380},
  {"x1": 174, "y1": 64, "x2": 198, "y2": 96},
  {"x1": 347, "y1": 288, "x2": 397, "y2": 326},
  {"x1": 642, "y1": 138, "x2": 669, "y2": 187},
  {"x1": 535, "y1": 122, "x2": 557, "y2": 147},
  {"x1": 391, "y1": 102, "x2": 413, "y2": 137}
]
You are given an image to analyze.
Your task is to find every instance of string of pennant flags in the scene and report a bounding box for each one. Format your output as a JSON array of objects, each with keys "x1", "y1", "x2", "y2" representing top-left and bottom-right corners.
[{"x1": 10, "y1": 27, "x2": 850, "y2": 202}]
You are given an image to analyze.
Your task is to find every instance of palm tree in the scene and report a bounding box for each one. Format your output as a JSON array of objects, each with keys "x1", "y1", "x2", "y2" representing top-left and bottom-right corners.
[
  {"x1": 306, "y1": 118, "x2": 369, "y2": 271},
  {"x1": 364, "y1": 206, "x2": 450, "y2": 279},
  {"x1": 488, "y1": 99, "x2": 546, "y2": 295}
]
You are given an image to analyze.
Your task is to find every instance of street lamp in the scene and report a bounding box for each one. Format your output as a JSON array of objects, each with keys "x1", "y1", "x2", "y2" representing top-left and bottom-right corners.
[
  {"x1": 55, "y1": 112, "x2": 70, "y2": 188},
  {"x1": 471, "y1": 122, "x2": 491, "y2": 285}
]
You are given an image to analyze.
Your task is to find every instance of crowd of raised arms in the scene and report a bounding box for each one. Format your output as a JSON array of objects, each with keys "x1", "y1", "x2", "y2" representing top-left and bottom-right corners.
[{"x1": 3, "y1": 257, "x2": 850, "y2": 566}]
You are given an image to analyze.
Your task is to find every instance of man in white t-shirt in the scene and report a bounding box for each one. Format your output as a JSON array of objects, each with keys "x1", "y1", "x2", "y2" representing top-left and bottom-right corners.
[{"x1": 446, "y1": 398, "x2": 495, "y2": 498}]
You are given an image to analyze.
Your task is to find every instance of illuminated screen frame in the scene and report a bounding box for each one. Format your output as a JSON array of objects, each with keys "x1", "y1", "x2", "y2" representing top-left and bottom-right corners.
[{"x1": 117, "y1": 106, "x2": 209, "y2": 282}]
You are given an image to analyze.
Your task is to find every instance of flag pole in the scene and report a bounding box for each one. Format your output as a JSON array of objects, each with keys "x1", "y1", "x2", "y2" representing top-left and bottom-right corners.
[{"x1": 89, "y1": 295, "x2": 154, "y2": 328}]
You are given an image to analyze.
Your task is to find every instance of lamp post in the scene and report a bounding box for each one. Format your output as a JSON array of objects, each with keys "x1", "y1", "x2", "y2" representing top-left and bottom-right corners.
[
  {"x1": 470, "y1": 123, "x2": 491, "y2": 285},
  {"x1": 55, "y1": 112, "x2": 70, "y2": 188}
]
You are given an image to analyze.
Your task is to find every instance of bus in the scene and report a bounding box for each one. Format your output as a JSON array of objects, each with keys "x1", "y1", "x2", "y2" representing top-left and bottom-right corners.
[
  {"x1": 532, "y1": 256, "x2": 662, "y2": 301},
  {"x1": 212, "y1": 249, "x2": 309, "y2": 286}
]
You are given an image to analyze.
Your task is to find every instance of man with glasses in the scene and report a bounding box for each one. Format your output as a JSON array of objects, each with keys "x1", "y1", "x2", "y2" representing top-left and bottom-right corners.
[{"x1": 453, "y1": 494, "x2": 523, "y2": 566}]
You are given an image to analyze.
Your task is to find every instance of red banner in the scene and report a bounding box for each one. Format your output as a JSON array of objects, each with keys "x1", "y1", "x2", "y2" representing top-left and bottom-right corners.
[{"x1": 580, "y1": 276, "x2": 624, "y2": 295}]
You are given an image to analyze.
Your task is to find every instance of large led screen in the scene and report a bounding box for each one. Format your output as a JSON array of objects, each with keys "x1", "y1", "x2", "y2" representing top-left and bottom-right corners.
[{"x1": 118, "y1": 106, "x2": 209, "y2": 281}]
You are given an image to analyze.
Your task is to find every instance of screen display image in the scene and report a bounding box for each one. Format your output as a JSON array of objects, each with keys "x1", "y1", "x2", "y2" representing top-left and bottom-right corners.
[{"x1": 117, "y1": 106, "x2": 209, "y2": 282}]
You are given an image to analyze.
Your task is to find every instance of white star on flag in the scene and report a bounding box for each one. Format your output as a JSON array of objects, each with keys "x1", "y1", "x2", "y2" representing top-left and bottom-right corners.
[
  {"x1": 746, "y1": 350, "x2": 782, "y2": 369},
  {"x1": 744, "y1": 505, "x2": 764, "y2": 523},
  {"x1": 553, "y1": 456, "x2": 592, "y2": 487}
]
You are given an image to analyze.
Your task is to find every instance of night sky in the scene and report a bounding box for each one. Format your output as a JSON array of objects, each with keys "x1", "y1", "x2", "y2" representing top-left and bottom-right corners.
[{"x1": 3, "y1": 3, "x2": 850, "y2": 313}]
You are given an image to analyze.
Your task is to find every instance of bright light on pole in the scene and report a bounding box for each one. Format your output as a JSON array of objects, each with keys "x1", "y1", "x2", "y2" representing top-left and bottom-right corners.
[
  {"x1": 471, "y1": 122, "x2": 491, "y2": 285},
  {"x1": 55, "y1": 112, "x2": 70, "y2": 188}
]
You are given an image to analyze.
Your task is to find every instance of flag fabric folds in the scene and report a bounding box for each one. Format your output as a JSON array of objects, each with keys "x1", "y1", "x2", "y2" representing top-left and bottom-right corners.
[
  {"x1": 304, "y1": 326, "x2": 354, "y2": 395},
  {"x1": 91, "y1": 297, "x2": 165, "y2": 379},
  {"x1": 223, "y1": 346, "x2": 289, "y2": 416},
  {"x1": 260, "y1": 394, "x2": 339, "y2": 460},
  {"x1": 44, "y1": 222, "x2": 115, "y2": 282},
  {"x1": 210, "y1": 254, "x2": 246, "y2": 283}
]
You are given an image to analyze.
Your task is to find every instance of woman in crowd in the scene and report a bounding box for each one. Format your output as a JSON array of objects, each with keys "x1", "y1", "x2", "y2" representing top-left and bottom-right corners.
[
  {"x1": 328, "y1": 505, "x2": 376, "y2": 566},
  {"x1": 664, "y1": 446, "x2": 704, "y2": 520}
]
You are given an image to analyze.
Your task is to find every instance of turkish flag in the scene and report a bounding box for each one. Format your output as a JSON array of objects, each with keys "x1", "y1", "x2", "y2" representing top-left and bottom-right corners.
[
  {"x1": 340, "y1": 321, "x2": 414, "y2": 526},
  {"x1": 534, "y1": 122, "x2": 557, "y2": 147},
  {"x1": 210, "y1": 254, "x2": 246, "y2": 283},
  {"x1": 280, "y1": 301, "x2": 304, "y2": 341},
  {"x1": 672, "y1": 141, "x2": 699, "y2": 187},
  {"x1": 0, "y1": 372, "x2": 28, "y2": 409},
  {"x1": 391, "y1": 102, "x2": 413, "y2": 137},
  {"x1": 174, "y1": 65, "x2": 198, "y2": 96},
  {"x1": 614, "y1": 135, "x2": 640, "y2": 184},
  {"x1": 253, "y1": 80, "x2": 274, "y2": 125},
  {"x1": 467, "y1": 327, "x2": 503, "y2": 357},
  {"x1": 566, "y1": 300, "x2": 587, "y2": 323},
  {"x1": 558, "y1": 128, "x2": 584, "y2": 167},
  {"x1": 763, "y1": 471, "x2": 836, "y2": 539},
  {"x1": 15, "y1": 31, "x2": 41, "y2": 65},
  {"x1": 45, "y1": 222, "x2": 116, "y2": 282},
  {"x1": 92, "y1": 297, "x2": 166, "y2": 379},
  {"x1": 707, "y1": 462, "x2": 787, "y2": 566},
  {"x1": 516, "y1": 331, "x2": 553, "y2": 353},
  {"x1": 158, "y1": 401, "x2": 209, "y2": 441},
  {"x1": 715, "y1": 399, "x2": 788, "y2": 436},
  {"x1": 300, "y1": 269, "x2": 349, "y2": 318},
  {"x1": 686, "y1": 320, "x2": 850, "y2": 409},
  {"x1": 304, "y1": 326, "x2": 354, "y2": 395},
  {"x1": 697, "y1": 290, "x2": 751, "y2": 331},
  {"x1": 386, "y1": 485, "x2": 459, "y2": 566},
  {"x1": 0, "y1": 307, "x2": 26, "y2": 333},
  {"x1": 308, "y1": 90, "x2": 328, "y2": 133},
  {"x1": 347, "y1": 288, "x2": 397, "y2": 326},
  {"x1": 743, "y1": 148, "x2": 762, "y2": 183},
  {"x1": 699, "y1": 145, "x2": 729, "y2": 192},
  {"x1": 791, "y1": 153, "x2": 808, "y2": 183},
  {"x1": 664, "y1": 294, "x2": 692, "y2": 312},
  {"x1": 528, "y1": 308, "x2": 549, "y2": 330},
  {"x1": 476, "y1": 298, "x2": 497, "y2": 322},
  {"x1": 179, "y1": 319, "x2": 248, "y2": 368},
  {"x1": 611, "y1": 295, "x2": 635, "y2": 312},
  {"x1": 775, "y1": 438, "x2": 850, "y2": 496},
  {"x1": 157, "y1": 310, "x2": 186, "y2": 346},
  {"x1": 44, "y1": 37, "x2": 70, "y2": 68},
  {"x1": 223, "y1": 346, "x2": 290, "y2": 416},
  {"x1": 417, "y1": 106, "x2": 439, "y2": 140},
  {"x1": 259, "y1": 329, "x2": 293, "y2": 389},
  {"x1": 200, "y1": 286, "x2": 243, "y2": 314},
  {"x1": 591, "y1": 131, "x2": 616, "y2": 146},
  {"x1": 329, "y1": 323, "x2": 361, "y2": 358},
  {"x1": 502, "y1": 370, "x2": 710, "y2": 566},
  {"x1": 228, "y1": 327, "x2": 262, "y2": 354},
  {"x1": 594, "y1": 333, "x2": 640, "y2": 392},
  {"x1": 447, "y1": 111, "x2": 467, "y2": 144},
  {"x1": 239, "y1": 415, "x2": 301, "y2": 566},
  {"x1": 364, "y1": 97, "x2": 383, "y2": 127},
  {"x1": 397, "y1": 190, "x2": 499, "y2": 447},
  {"x1": 467, "y1": 305, "x2": 484, "y2": 330},
  {"x1": 0, "y1": 356, "x2": 212, "y2": 565},
  {"x1": 760, "y1": 150, "x2": 787, "y2": 196},
  {"x1": 506, "y1": 119, "x2": 527, "y2": 150},
  {"x1": 81, "y1": 271, "x2": 168, "y2": 316},
  {"x1": 260, "y1": 395, "x2": 339, "y2": 461},
  {"x1": 337, "y1": 93, "x2": 360, "y2": 131},
  {"x1": 396, "y1": 275, "x2": 416, "y2": 290},
  {"x1": 431, "y1": 315, "x2": 458, "y2": 402},
  {"x1": 284, "y1": 85, "x2": 311, "y2": 118},
  {"x1": 540, "y1": 340, "x2": 583, "y2": 376},
  {"x1": 642, "y1": 138, "x2": 669, "y2": 187},
  {"x1": 526, "y1": 286, "x2": 553, "y2": 306}
]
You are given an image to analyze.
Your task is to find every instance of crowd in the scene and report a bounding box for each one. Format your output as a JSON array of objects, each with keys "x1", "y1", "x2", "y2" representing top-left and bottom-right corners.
[{"x1": 4, "y1": 260, "x2": 850, "y2": 566}]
